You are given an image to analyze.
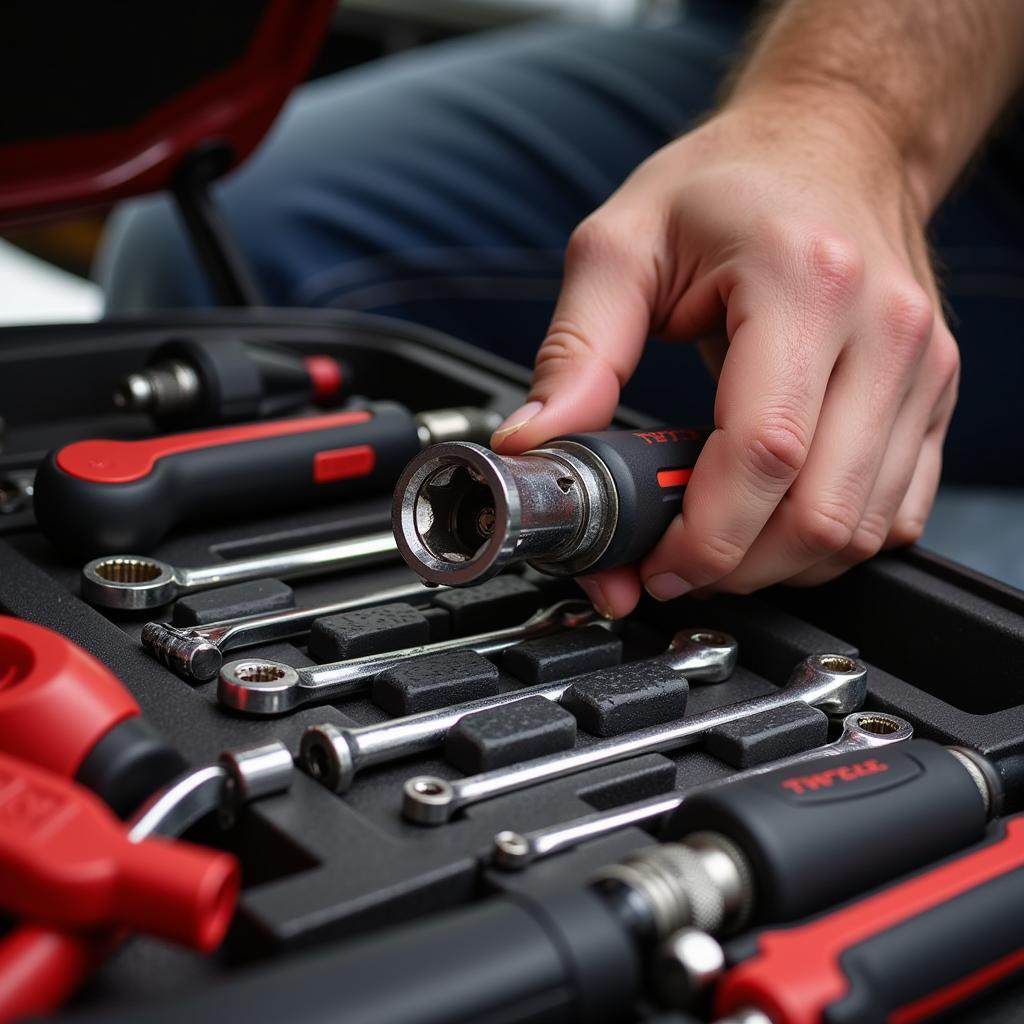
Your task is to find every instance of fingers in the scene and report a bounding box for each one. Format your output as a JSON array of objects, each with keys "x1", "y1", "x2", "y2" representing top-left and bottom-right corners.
[
  {"x1": 576, "y1": 566, "x2": 642, "y2": 620},
  {"x1": 708, "y1": 280, "x2": 935, "y2": 593},
  {"x1": 491, "y1": 215, "x2": 652, "y2": 454},
  {"x1": 638, "y1": 237, "x2": 860, "y2": 599}
]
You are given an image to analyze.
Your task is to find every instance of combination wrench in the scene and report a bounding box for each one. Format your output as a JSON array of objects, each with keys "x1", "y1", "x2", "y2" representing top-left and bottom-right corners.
[
  {"x1": 299, "y1": 627, "x2": 739, "y2": 792},
  {"x1": 402, "y1": 653, "x2": 869, "y2": 825},
  {"x1": 219, "y1": 599, "x2": 626, "y2": 715},
  {"x1": 491, "y1": 710, "x2": 913, "y2": 869},
  {"x1": 82, "y1": 531, "x2": 399, "y2": 611},
  {"x1": 143, "y1": 579, "x2": 448, "y2": 682}
]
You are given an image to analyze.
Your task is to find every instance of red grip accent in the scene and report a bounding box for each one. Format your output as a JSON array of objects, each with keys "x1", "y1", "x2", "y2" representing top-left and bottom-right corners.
[
  {"x1": 55, "y1": 408, "x2": 372, "y2": 484},
  {"x1": 0, "y1": 616, "x2": 139, "y2": 778},
  {"x1": 313, "y1": 444, "x2": 376, "y2": 483},
  {"x1": 717, "y1": 818, "x2": 1024, "y2": 1024},
  {"x1": 657, "y1": 468, "x2": 693, "y2": 488},
  {"x1": 0, "y1": 752, "x2": 239, "y2": 951},
  {"x1": 303, "y1": 354, "x2": 344, "y2": 401}
]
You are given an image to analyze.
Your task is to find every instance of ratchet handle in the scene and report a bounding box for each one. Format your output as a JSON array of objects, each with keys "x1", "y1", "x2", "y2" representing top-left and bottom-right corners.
[
  {"x1": 664, "y1": 740, "x2": 992, "y2": 923},
  {"x1": 0, "y1": 616, "x2": 183, "y2": 816},
  {"x1": 33, "y1": 400, "x2": 422, "y2": 555},
  {"x1": 0, "y1": 751, "x2": 239, "y2": 950},
  {"x1": 552, "y1": 426, "x2": 709, "y2": 572},
  {"x1": 718, "y1": 816, "x2": 1024, "y2": 1024}
]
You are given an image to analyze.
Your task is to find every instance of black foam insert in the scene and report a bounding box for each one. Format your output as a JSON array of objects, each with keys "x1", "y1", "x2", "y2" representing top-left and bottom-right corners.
[
  {"x1": 445, "y1": 696, "x2": 577, "y2": 773},
  {"x1": 705, "y1": 704, "x2": 829, "y2": 769},
  {"x1": 372, "y1": 650, "x2": 500, "y2": 716},
  {"x1": 308, "y1": 602, "x2": 432, "y2": 662},
  {"x1": 432, "y1": 576, "x2": 540, "y2": 634},
  {"x1": 563, "y1": 663, "x2": 689, "y2": 737},
  {"x1": 503, "y1": 625, "x2": 623, "y2": 684},
  {"x1": 171, "y1": 578, "x2": 295, "y2": 626}
]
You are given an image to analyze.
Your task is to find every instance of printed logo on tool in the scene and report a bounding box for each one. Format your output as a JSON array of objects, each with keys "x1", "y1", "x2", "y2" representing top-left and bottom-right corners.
[
  {"x1": 632, "y1": 429, "x2": 705, "y2": 445},
  {"x1": 781, "y1": 758, "x2": 889, "y2": 796}
]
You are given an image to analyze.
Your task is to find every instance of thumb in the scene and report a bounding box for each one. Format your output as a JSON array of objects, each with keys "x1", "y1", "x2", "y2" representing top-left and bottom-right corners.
[{"x1": 492, "y1": 217, "x2": 652, "y2": 454}]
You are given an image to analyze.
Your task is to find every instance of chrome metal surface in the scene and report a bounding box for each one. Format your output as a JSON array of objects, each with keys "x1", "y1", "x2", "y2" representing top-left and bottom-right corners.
[
  {"x1": 82, "y1": 531, "x2": 399, "y2": 610},
  {"x1": 300, "y1": 627, "x2": 737, "y2": 791},
  {"x1": 403, "y1": 653, "x2": 869, "y2": 825},
  {"x1": 490, "y1": 710, "x2": 912, "y2": 868},
  {"x1": 220, "y1": 599, "x2": 600, "y2": 715},
  {"x1": 142, "y1": 579, "x2": 446, "y2": 681}
]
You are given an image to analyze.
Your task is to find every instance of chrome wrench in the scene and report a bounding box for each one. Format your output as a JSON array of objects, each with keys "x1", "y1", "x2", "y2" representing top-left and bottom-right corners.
[
  {"x1": 142, "y1": 579, "x2": 448, "y2": 682},
  {"x1": 299, "y1": 627, "x2": 739, "y2": 792},
  {"x1": 402, "y1": 653, "x2": 868, "y2": 825},
  {"x1": 491, "y1": 710, "x2": 913, "y2": 868},
  {"x1": 82, "y1": 531, "x2": 399, "y2": 611},
  {"x1": 219, "y1": 599, "x2": 620, "y2": 716}
]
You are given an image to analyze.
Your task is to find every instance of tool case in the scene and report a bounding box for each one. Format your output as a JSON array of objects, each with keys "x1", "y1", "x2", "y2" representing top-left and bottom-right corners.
[{"x1": 2, "y1": 5, "x2": 1024, "y2": 1022}]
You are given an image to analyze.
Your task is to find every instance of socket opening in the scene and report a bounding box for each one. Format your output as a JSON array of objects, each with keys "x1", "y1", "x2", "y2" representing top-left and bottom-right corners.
[
  {"x1": 305, "y1": 742, "x2": 331, "y2": 780},
  {"x1": 414, "y1": 463, "x2": 497, "y2": 565},
  {"x1": 689, "y1": 631, "x2": 728, "y2": 646},
  {"x1": 92, "y1": 557, "x2": 163, "y2": 583},
  {"x1": 854, "y1": 713, "x2": 902, "y2": 735},
  {"x1": 412, "y1": 779, "x2": 446, "y2": 797},
  {"x1": 233, "y1": 663, "x2": 287, "y2": 684},
  {"x1": 818, "y1": 655, "x2": 857, "y2": 673}
]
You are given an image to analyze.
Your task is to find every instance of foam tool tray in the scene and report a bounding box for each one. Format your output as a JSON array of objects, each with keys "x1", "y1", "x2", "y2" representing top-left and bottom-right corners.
[{"x1": 1, "y1": 311, "x2": 1024, "y2": 1022}]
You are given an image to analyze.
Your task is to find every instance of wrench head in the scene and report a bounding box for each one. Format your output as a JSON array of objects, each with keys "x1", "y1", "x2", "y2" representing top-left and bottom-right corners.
[
  {"x1": 218, "y1": 660, "x2": 302, "y2": 715},
  {"x1": 300, "y1": 723, "x2": 359, "y2": 793},
  {"x1": 492, "y1": 830, "x2": 534, "y2": 870},
  {"x1": 82, "y1": 555, "x2": 177, "y2": 610},
  {"x1": 665, "y1": 628, "x2": 739, "y2": 682},
  {"x1": 788, "y1": 654, "x2": 868, "y2": 715},
  {"x1": 402, "y1": 775, "x2": 456, "y2": 825},
  {"x1": 837, "y1": 711, "x2": 913, "y2": 747}
]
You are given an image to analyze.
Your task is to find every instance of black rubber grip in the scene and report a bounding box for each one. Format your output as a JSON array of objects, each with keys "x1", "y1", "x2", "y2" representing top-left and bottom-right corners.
[
  {"x1": 664, "y1": 739, "x2": 991, "y2": 923},
  {"x1": 553, "y1": 426, "x2": 709, "y2": 573},
  {"x1": 718, "y1": 817, "x2": 1024, "y2": 1024},
  {"x1": 33, "y1": 401, "x2": 421, "y2": 555},
  {"x1": 51, "y1": 886, "x2": 640, "y2": 1024}
]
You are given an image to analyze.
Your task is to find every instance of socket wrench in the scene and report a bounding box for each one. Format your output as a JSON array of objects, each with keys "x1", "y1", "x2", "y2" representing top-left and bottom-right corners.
[
  {"x1": 300, "y1": 628, "x2": 739, "y2": 792},
  {"x1": 143, "y1": 579, "x2": 447, "y2": 682},
  {"x1": 402, "y1": 653, "x2": 868, "y2": 825},
  {"x1": 491, "y1": 710, "x2": 913, "y2": 868},
  {"x1": 82, "y1": 531, "x2": 399, "y2": 611},
  {"x1": 219, "y1": 599, "x2": 617, "y2": 716}
]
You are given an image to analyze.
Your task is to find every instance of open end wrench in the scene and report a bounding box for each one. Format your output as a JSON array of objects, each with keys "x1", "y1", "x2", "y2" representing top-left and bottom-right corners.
[
  {"x1": 81, "y1": 531, "x2": 399, "y2": 611},
  {"x1": 219, "y1": 599, "x2": 613, "y2": 716},
  {"x1": 402, "y1": 653, "x2": 868, "y2": 825},
  {"x1": 142, "y1": 579, "x2": 447, "y2": 682},
  {"x1": 491, "y1": 710, "x2": 913, "y2": 869},
  {"x1": 299, "y1": 627, "x2": 740, "y2": 792}
]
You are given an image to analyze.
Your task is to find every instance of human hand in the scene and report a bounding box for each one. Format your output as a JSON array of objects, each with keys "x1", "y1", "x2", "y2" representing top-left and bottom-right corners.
[{"x1": 490, "y1": 97, "x2": 959, "y2": 618}]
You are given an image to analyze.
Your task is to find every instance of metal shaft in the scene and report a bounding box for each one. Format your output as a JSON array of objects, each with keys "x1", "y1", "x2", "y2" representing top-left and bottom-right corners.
[
  {"x1": 142, "y1": 579, "x2": 446, "y2": 682},
  {"x1": 492, "y1": 710, "x2": 913, "y2": 868},
  {"x1": 300, "y1": 628, "x2": 739, "y2": 793},
  {"x1": 218, "y1": 600, "x2": 604, "y2": 715},
  {"x1": 402, "y1": 654, "x2": 868, "y2": 825},
  {"x1": 82, "y1": 532, "x2": 400, "y2": 611}
]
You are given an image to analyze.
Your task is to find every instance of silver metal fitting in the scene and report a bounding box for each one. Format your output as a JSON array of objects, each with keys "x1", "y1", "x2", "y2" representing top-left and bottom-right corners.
[
  {"x1": 590, "y1": 832, "x2": 755, "y2": 939},
  {"x1": 114, "y1": 359, "x2": 201, "y2": 416},
  {"x1": 654, "y1": 927, "x2": 726, "y2": 1009},
  {"x1": 414, "y1": 408, "x2": 504, "y2": 448},
  {"x1": 217, "y1": 740, "x2": 294, "y2": 828},
  {"x1": 392, "y1": 440, "x2": 618, "y2": 586}
]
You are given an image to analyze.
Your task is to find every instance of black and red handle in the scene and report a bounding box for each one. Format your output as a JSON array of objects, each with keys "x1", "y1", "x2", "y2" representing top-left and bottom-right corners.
[
  {"x1": 718, "y1": 815, "x2": 1024, "y2": 1024},
  {"x1": 33, "y1": 400, "x2": 423, "y2": 555}
]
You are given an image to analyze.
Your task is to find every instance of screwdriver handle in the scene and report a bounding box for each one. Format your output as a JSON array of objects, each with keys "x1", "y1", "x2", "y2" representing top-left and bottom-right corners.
[
  {"x1": 718, "y1": 816, "x2": 1024, "y2": 1024},
  {"x1": 550, "y1": 426, "x2": 708, "y2": 573},
  {"x1": 33, "y1": 400, "x2": 422, "y2": 555}
]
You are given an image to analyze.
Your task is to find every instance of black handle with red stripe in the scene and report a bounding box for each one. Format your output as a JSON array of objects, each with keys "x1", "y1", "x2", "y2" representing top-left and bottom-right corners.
[
  {"x1": 552, "y1": 426, "x2": 710, "y2": 573},
  {"x1": 717, "y1": 816, "x2": 1024, "y2": 1024},
  {"x1": 33, "y1": 401, "x2": 422, "y2": 556}
]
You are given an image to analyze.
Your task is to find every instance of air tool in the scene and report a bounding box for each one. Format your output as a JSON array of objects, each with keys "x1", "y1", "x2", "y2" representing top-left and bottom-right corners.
[{"x1": 393, "y1": 426, "x2": 709, "y2": 585}]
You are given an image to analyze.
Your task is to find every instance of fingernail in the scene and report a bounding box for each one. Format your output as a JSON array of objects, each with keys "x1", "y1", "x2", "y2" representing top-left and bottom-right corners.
[
  {"x1": 577, "y1": 578, "x2": 614, "y2": 619},
  {"x1": 491, "y1": 401, "x2": 543, "y2": 445},
  {"x1": 645, "y1": 572, "x2": 693, "y2": 602}
]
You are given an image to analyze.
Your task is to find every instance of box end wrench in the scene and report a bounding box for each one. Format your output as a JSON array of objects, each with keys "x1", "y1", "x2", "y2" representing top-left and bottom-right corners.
[
  {"x1": 402, "y1": 653, "x2": 868, "y2": 825},
  {"x1": 81, "y1": 530, "x2": 399, "y2": 611},
  {"x1": 299, "y1": 627, "x2": 739, "y2": 793},
  {"x1": 142, "y1": 578, "x2": 449, "y2": 682},
  {"x1": 491, "y1": 710, "x2": 914, "y2": 870},
  {"x1": 218, "y1": 598, "x2": 607, "y2": 716}
]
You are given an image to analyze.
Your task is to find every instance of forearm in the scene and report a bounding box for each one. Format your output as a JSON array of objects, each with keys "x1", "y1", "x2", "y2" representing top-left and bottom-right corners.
[{"x1": 727, "y1": 0, "x2": 1024, "y2": 217}]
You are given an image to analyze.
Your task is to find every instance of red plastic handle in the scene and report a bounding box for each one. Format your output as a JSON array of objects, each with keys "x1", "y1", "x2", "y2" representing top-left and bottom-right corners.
[
  {"x1": 56, "y1": 408, "x2": 372, "y2": 483},
  {"x1": 0, "y1": 616, "x2": 138, "y2": 778},
  {"x1": 0, "y1": 751, "x2": 238, "y2": 951}
]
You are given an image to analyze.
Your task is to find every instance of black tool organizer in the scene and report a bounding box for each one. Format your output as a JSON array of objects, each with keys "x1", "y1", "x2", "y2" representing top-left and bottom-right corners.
[{"x1": 2, "y1": 310, "x2": 1023, "y2": 1022}]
